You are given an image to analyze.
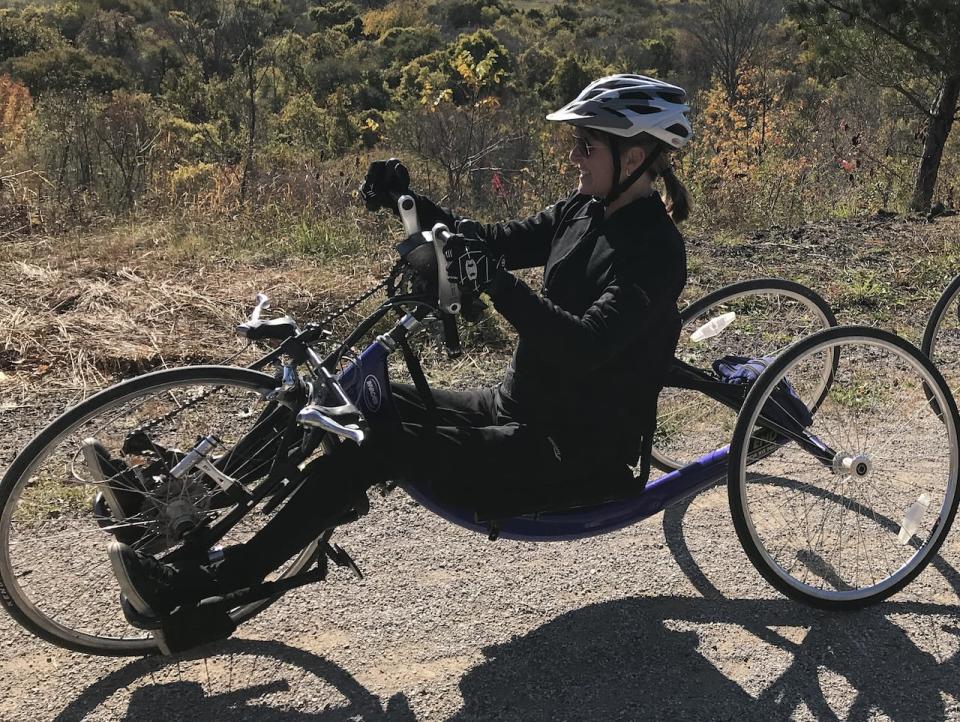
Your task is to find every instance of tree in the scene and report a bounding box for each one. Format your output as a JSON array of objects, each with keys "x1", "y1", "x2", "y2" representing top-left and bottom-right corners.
[
  {"x1": 9, "y1": 46, "x2": 130, "y2": 94},
  {"x1": 309, "y1": 1, "x2": 359, "y2": 29},
  {"x1": 0, "y1": 10, "x2": 60, "y2": 64},
  {"x1": 692, "y1": 0, "x2": 779, "y2": 103},
  {"x1": 790, "y1": 0, "x2": 960, "y2": 211},
  {"x1": 217, "y1": 0, "x2": 282, "y2": 205}
]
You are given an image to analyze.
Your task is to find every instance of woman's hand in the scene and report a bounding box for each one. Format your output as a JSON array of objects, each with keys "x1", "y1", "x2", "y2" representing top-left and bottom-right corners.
[
  {"x1": 443, "y1": 234, "x2": 505, "y2": 295},
  {"x1": 359, "y1": 158, "x2": 410, "y2": 212}
]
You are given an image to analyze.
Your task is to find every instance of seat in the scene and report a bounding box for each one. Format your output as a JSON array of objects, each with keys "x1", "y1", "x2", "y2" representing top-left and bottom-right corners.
[
  {"x1": 236, "y1": 316, "x2": 298, "y2": 341},
  {"x1": 469, "y1": 466, "x2": 641, "y2": 523}
]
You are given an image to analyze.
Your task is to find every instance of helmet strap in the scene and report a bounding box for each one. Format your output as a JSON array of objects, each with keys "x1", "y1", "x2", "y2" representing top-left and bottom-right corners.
[{"x1": 604, "y1": 142, "x2": 663, "y2": 207}]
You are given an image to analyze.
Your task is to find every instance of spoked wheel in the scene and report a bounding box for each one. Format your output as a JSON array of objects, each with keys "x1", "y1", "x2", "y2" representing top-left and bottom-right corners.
[
  {"x1": 0, "y1": 366, "x2": 319, "y2": 656},
  {"x1": 921, "y1": 272, "x2": 960, "y2": 400},
  {"x1": 728, "y1": 326, "x2": 960, "y2": 609},
  {"x1": 653, "y1": 279, "x2": 837, "y2": 472}
]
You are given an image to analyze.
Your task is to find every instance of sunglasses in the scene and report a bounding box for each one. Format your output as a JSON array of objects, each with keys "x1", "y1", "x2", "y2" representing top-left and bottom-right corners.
[{"x1": 572, "y1": 135, "x2": 602, "y2": 158}]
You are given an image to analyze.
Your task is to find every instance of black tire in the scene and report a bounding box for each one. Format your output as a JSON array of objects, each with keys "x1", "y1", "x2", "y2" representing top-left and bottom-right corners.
[
  {"x1": 653, "y1": 278, "x2": 837, "y2": 472},
  {"x1": 0, "y1": 366, "x2": 319, "y2": 656},
  {"x1": 728, "y1": 326, "x2": 960, "y2": 609},
  {"x1": 921, "y1": 272, "x2": 960, "y2": 404}
]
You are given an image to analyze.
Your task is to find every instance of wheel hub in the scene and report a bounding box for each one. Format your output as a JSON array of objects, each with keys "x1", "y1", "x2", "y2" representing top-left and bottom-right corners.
[
  {"x1": 833, "y1": 452, "x2": 872, "y2": 478},
  {"x1": 144, "y1": 474, "x2": 212, "y2": 544}
]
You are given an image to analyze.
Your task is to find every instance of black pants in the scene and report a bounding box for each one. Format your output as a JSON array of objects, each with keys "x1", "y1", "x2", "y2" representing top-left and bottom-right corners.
[{"x1": 215, "y1": 382, "x2": 609, "y2": 589}]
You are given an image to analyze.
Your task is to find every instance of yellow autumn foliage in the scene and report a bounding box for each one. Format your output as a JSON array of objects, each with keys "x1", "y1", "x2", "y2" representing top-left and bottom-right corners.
[{"x1": 0, "y1": 74, "x2": 32, "y2": 157}]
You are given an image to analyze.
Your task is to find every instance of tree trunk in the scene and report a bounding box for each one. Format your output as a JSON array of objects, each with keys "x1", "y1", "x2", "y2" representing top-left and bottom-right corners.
[
  {"x1": 240, "y1": 54, "x2": 256, "y2": 208},
  {"x1": 910, "y1": 74, "x2": 960, "y2": 212}
]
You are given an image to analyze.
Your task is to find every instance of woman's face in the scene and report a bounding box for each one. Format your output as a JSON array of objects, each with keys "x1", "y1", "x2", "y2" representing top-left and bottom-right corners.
[{"x1": 569, "y1": 130, "x2": 614, "y2": 197}]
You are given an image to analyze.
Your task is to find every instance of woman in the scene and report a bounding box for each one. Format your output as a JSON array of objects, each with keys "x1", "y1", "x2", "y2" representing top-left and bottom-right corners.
[{"x1": 107, "y1": 74, "x2": 693, "y2": 629}]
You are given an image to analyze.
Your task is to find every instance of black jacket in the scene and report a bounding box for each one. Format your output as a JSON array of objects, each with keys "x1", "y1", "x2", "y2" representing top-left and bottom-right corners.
[{"x1": 414, "y1": 191, "x2": 687, "y2": 469}]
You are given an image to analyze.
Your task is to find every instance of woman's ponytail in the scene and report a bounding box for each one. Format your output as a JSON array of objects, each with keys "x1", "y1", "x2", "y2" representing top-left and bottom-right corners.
[{"x1": 659, "y1": 163, "x2": 691, "y2": 224}]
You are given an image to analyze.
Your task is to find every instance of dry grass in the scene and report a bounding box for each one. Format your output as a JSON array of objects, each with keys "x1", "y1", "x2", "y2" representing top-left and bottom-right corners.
[
  {"x1": 2, "y1": 209, "x2": 959, "y2": 405},
  {"x1": 0, "y1": 217, "x2": 403, "y2": 398}
]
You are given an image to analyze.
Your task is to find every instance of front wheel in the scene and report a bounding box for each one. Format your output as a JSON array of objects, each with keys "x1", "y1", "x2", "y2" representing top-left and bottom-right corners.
[
  {"x1": 728, "y1": 326, "x2": 960, "y2": 609},
  {"x1": 0, "y1": 366, "x2": 319, "y2": 656}
]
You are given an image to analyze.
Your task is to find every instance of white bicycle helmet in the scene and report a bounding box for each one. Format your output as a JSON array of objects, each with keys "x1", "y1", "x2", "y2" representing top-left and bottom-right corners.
[
  {"x1": 547, "y1": 74, "x2": 692, "y2": 205},
  {"x1": 546, "y1": 74, "x2": 692, "y2": 149}
]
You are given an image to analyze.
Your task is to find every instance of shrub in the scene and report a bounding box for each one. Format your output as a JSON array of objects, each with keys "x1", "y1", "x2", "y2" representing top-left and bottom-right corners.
[{"x1": 10, "y1": 46, "x2": 130, "y2": 94}]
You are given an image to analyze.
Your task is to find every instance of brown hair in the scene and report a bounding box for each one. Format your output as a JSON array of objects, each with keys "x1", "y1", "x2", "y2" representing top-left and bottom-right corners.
[
  {"x1": 582, "y1": 128, "x2": 692, "y2": 223},
  {"x1": 651, "y1": 155, "x2": 691, "y2": 223},
  {"x1": 631, "y1": 134, "x2": 692, "y2": 224}
]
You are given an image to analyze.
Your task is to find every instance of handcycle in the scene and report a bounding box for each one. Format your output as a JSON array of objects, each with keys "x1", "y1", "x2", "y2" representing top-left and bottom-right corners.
[{"x1": 1, "y1": 196, "x2": 958, "y2": 657}]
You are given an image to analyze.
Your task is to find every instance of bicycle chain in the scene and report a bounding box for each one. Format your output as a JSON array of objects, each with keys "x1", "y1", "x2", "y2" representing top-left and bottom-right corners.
[{"x1": 132, "y1": 260, "x2": 407, "y2": 437}]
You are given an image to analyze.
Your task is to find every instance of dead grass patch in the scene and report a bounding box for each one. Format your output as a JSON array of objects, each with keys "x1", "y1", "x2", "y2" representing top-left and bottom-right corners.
[
  {"x1": 1, "y1": 211, "x2": 958, "y2": 401},
  {"x1": 0, "y1": 217, "x2": 404, "y2": 396}
]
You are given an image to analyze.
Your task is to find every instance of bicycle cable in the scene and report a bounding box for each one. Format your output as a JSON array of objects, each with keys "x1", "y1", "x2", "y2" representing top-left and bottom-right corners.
[{"x1": 131, "y1": 260, "x2": 408, "y2": 438}]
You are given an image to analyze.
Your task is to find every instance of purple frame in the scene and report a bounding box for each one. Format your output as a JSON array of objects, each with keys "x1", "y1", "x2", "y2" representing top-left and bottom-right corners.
[{"x1": 335, "y1": 342, "x2": 731, "y2": 542}]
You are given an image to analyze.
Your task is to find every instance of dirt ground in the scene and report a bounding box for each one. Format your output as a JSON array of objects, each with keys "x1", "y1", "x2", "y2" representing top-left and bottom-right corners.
[{"x1": 2, "y1": 212, "x2": 960, "y2": 720}]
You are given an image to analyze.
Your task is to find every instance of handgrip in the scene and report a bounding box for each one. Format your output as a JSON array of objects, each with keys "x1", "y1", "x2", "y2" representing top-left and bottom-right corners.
[
  {"x1": 431, "y1": 223, "x2": 461, "y2": 314},
  {"x1": 396, "y1": 194, "x2": 419, "y2": 235}
]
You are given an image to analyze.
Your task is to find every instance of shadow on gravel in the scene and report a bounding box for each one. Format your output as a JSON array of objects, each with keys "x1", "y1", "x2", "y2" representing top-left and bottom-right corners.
[
  {"x1": 50, "y1": 479, "x2": 960, "y2": 721},
  {"x1": 53, "y1": 638, "x2": 414, "y2": 721},
  {"x1": 662, "y1": 488, "x2": 726, "y2": 600},
  {"x1": 661, "y1": 478, "x2": 960, "y2": 605},
  {"x1": 450, "y1": 596, "x2": 960, "y2": 721}
]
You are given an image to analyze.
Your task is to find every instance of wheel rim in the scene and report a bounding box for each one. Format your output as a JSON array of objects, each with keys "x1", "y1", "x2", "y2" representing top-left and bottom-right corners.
[
  {"x1": 0, "y1": 370, "x2": 312, "y2": 654},
  {"x1": 732, "y1": 332, "x2": 959, "y2": 603},
  {"x1": 654, "y1": 283, "x2": 836, "y2": 471}
]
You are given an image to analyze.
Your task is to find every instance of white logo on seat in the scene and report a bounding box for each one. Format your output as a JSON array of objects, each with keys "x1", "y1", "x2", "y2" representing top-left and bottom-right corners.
[{"x1": 363, "y1": 375, "x2": 382, "y2": 411}]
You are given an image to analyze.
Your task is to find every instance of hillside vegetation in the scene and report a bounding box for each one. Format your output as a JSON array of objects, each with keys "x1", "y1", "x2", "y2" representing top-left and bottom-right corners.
[
  {"x1": 0, "y1": 0, "x2": 957, "y2": 239},
  {"x1": 0, "y1": 0, "x2": 959, "y2": 390}
]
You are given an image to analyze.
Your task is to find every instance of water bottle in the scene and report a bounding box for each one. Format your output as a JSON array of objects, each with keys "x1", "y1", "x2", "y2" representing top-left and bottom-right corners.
[
  {"x1": 898, "y1": 493, "x2": 931, "y2": 544},
  {"x1": 690, "y1": 311, "x2": 736, "y2": 342}
]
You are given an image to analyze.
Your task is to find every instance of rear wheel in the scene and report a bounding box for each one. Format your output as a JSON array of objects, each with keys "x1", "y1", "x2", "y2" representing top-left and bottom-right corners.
[
  {"x1": 653, "y1": 278, "x2": 837, "y2": 472},
  {"x1": 0, "y1": 366, "x2": 320, "y2": 656},
  {"x1": 921, "y1": 272, "x2": 960, "y2": 401},
  {"x1": 728, "y1": 326, "x2": 960, "y2": 609}
]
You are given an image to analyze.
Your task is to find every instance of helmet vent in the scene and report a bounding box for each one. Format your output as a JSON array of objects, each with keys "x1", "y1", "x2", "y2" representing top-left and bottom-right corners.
[
  {"x1": 658, "y1": 91, "x2": 685, "y2": 104},
  {"x1": 628, "y1": 105, "x2": 659, "y2": 115},
  {"x1": 666, "y1": 123, "x2": 689, "y2": 137},
  {"x1": 619, "y1": 90, "x2": 653, "y2": 100}
]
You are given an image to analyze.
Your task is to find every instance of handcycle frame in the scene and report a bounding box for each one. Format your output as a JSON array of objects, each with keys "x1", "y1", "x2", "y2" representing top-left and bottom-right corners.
[
  {"x1": 150, "y1": 195, "x2": 854, "y2": 616},
  {"x1": 223, "y1": 278, "x2": 837, "y2": 548}
]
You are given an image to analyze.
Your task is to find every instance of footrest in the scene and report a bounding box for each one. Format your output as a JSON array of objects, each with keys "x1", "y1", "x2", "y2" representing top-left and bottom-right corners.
[
  {"x1": 156, "y1": 605, "x2": 237, "y2": 655},
  {"x1": 120, "y1": 596, "x2": 237, "y2": 655}
]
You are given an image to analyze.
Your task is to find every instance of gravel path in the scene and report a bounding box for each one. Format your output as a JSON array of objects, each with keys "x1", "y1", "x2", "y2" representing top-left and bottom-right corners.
[{"x1": 2, "y1": 432, "x2": 960, "y2": 720}]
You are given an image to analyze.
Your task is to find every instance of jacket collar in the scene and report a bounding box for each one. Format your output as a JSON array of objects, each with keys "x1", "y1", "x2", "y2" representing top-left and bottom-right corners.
[{"x1": 597, "y1": 193, "x2": 669, "y2": 247}]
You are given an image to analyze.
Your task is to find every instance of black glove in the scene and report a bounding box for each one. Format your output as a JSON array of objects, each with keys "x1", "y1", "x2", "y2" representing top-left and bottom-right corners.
[
  {"x1": 443, "y1": 234, "x2": 505, "y2": 295},
  {"x1": 359, "y1": 158, "x2": 410, "y2": 212}
]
